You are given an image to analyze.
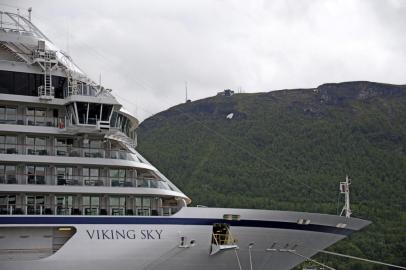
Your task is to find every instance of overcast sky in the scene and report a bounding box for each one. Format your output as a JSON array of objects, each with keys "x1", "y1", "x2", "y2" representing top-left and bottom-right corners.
[{"x1": 2, "y1": 0, "x2": 406, "y2": 120}]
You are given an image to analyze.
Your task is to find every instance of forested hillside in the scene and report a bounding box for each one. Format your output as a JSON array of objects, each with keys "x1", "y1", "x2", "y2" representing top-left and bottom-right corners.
[{"x1": 137, "y1": 81, "x2": 406, "y2": 269}]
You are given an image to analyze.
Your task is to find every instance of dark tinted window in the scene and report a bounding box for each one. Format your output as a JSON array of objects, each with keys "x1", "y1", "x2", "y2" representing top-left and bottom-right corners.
[
  {"x1": 101, "y1": 105, "x2": 113, "y2": 121},
  {"x1": 53, "y1": 76, "x2": 66, "y2": 98},
  {"x1": 33, "y1": 73, "x2": 43, "y2": 95},
  {"x1": 76, "y1": 102, "x2": 88, "y2": 124},
  {"x1": 0, "y1": 71, "x2": 64, "y2": 97},
  {"x1": 88, "y1": 103, "x2": 101, "y2": 124},
  {"x1": 14, "y1": 72, "x2": 30, "y2": 95},
  {"x1": 0, "y1": 70, "x2": 13, "y2": 94}
]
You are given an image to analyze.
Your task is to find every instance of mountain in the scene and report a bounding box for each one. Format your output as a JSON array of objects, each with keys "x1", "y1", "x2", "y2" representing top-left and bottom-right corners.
[{"x1": 137, "y1": 81, "x2": 406, "y2": 269}]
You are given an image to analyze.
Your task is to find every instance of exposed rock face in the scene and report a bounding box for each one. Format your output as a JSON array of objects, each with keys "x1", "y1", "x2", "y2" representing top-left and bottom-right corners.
[{"x1": 316, "y1": 81, "x2": 406, "y2": 105}]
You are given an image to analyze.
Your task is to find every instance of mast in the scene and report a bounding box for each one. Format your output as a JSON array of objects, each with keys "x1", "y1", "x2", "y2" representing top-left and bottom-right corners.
[
  {"x1": 28, "y1": 7, "x2": 32, "y2": 21},
  {"x1": 185, "y1": 81, "x2": 188, "y2": 102},
  {"x1": 339, "y1": 175, "x2": 352, "y2": 218}
]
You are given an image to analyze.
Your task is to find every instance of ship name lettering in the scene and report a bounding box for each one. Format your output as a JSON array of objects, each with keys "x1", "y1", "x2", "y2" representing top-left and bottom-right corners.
[
  {"x1": 86, "y1": 230, "x2": 96, "y2": 239},
  {"x1": 85, "y1": 229, "x2": 162, "y2": 240},
  {"x1": 126, "y1": 230, "x2": 136, "y2": 239},
  {"x1": 141, "y1": 229, "x2": 162, "y2": 240}
]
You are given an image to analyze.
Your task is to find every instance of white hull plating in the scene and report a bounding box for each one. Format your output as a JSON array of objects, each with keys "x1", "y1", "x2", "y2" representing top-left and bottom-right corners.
[{"x1": 0, "y1": 207, "x2": 370, "y2": 270}]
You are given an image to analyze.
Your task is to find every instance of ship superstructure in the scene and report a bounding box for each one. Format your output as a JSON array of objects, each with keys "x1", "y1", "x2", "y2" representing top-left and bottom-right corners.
[
  {"x1": 0, "y1": 10, "x2": 189, "y2": 220},
  {"x1": 0, "y1": 10, "x2": 370, "y2": 270}
]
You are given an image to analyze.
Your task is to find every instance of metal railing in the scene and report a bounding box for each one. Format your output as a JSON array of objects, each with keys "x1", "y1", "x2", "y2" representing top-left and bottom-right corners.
[
  {"x1": 0, "y1": 116, "x2": 67, "y2": 128},
  {"x1": 63, "y1": 83, "x2": 99, "y2": 97},
  {"x1": 212, "y1": 233, "x2": 238, "y2": 246},
  {"x1": 0, "y1": 204, "x2": 179, "y2": 216},
  {"x1": 0, "y1": 143, "x2": 136, "y2": 161},
  {"x1": 0, "y1": 173, "x2": 170, "y2": 189}
]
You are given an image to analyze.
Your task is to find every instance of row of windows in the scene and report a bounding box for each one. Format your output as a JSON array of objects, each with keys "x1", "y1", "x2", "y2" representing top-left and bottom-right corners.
[
  {"x1": 0, "y1": 104, "x2": 136, "y2": 146},
  {"x1": 0, "y1": 105, "x2": 62, "y2": 126},
  {"x1": 0, "y1": 195, "x2": 177, "y2": 216},
  {"x1": 73, "y1": 102, "x2": 113, "y2": 125},
  {"x1": 0, "y1": 164, "x2": 169, "y2": 189},
  {"x1": 0, "y1": 70, "x2": 66, "y2": 98},
  {"x1": 110, "y1": 112, "x2": 137, "y2": 142},
  {"x1": 0, "y1": 135, "x2": 133, "y2": 160}
]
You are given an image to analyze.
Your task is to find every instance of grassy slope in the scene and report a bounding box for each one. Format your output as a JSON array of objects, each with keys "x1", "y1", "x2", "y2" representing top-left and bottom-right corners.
[{"x1": 137, "y1": 81, "x2": 406, "y2": 269}]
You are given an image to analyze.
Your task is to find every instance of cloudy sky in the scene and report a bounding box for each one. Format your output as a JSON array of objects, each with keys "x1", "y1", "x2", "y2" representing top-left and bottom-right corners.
[{"x1": 2, "y1": 0, "x2": 406, "y2": 120}]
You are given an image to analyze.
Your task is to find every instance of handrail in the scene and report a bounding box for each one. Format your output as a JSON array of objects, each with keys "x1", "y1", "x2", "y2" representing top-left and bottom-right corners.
[
  {"x1": 0, "y1": 116, "x2": 67, "y2": 128},
  {"x1": 0, "y1": 143, "x2": 135, "y2": 161},
  {"x1": 212, "y1": 230, "x2": 238, "y2": 245},
  {"x1": 0, "y1": 173, "x2": 168, "y2": 189},
  {"x1": 0, "y1": 204, "x2": 180, "y2": 216}
]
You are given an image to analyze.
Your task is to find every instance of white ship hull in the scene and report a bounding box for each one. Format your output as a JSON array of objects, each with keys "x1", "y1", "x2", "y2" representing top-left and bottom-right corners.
[{"x1": 0, "y1": 207, "x2": 370, "y2": 270}]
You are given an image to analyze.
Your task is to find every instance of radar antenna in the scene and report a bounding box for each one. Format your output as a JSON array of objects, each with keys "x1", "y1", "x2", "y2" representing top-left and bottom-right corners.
[{"x1": 339, "y1": 175, "x2": 352, "y2": 218}]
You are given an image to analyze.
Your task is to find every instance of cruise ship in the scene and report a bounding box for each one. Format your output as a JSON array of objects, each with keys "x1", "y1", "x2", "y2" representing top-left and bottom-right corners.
[{"x1": 0, "y1": 10, "x2": 370, "y2": 270}]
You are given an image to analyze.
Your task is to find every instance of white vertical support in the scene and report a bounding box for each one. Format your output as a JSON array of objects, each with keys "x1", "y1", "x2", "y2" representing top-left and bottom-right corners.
[{"x1": 340, "y1": 175, "x2": 352, "y2": 218}]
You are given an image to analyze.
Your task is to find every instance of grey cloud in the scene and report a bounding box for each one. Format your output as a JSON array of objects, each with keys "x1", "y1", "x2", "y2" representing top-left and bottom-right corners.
[{"x1": 3, "y1": 0, "x2": 406, "y2": 120}]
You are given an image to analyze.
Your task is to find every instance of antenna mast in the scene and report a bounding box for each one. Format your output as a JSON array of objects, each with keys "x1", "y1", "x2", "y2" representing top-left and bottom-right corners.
[
  {"x1": 185, "y1": 81, "x2": 188, "y2": 102},
  {"x1": 339, "y1": 175, "x2": 352, "y2": 218},
  {"x1": 28, "y1": 7, "x2": 32, "y2": 21}
]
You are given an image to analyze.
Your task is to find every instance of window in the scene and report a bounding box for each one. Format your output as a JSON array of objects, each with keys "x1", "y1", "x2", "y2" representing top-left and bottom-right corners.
[
  {"x1": 87, "y1": 103, "x2": 101, "y2": 125},
  {"x1": 110, "y1": 196, "x2": 126, "y2": 215},
  {"x1": 0, "y1": 135, "x2": 17, "y2": 154},
  {"x1": 76, "y1": 102, "x2": 87, "y2": 124},
  {"x1": 14, "y1": 72, "x2": 29, "y2": 95},
  {"x1": 26, "y1": 195, "x2": 45, "y2": 215},
  {"x1": 135, "y1": 197, "x2": 151, "y2": 216},
  {"x1": 137, "y1": 178, "x2": 150, "y2": 188},
  {"x1": 0, "y1": 195, "x2": 16, "y2": 214},
  {"x1": 0, "y1": 71, "x2": 44, "y2": 96},
  {"x1": 26, "y1": 107, "x2": 48, "y2": 126},
  {"x1": 56, "y1": 167, "x2": 75, "y2": 185},
  {"x1": 101, "y1": 104, "x2": 113, "y2": 121},
  {"x1": 26, "y1": 136, "x2": 47, "y2": 155},
  {"x1": 83, "y1": 139, "x2": 104, "y2": 158},
  {"x1": 83, "y1": 196, "x2": 100, "y2": 215},
  {"x1": 26, "y1": 165, "x2": 46, "y2": 185},
  {"x1": 110, "y1": 111, "x2": 118, "y2": 128},
  {"x1": 0, "y1": 106, "x2": 17, "y2": 124},
  {"x1": 56, "y1": 195, "x2": 73, "y2": 215},
  {"x1": 66, "y1": 104, "x2": 76, "y2": 125},
  {"x1": 55, "y1": 138, "x2": 74, "y2": 156},
  {"x1": 0, "y1": 70, "x2": 13, "y2": 94},
  {"x1": 83, "y1": 168, "x2": 102, "y2": 186},
  {"x1": 52, "y1": 76, "x2": 66, "y2": 98},
  {"x1": 0, "y1": 165, "x2": 17, "y2": 184},
  {"x1": 109, "y1": 141, "x2": 129, "y2": 160},
  {"x1": 110, "y1": 168, "x2": 134, "y2": 187}
]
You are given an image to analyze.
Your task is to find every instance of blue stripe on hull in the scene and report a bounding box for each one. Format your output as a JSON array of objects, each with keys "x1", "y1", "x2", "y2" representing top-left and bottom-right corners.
[{"x1": 0, "y1": 216, "x2": 353, "y2": 236}]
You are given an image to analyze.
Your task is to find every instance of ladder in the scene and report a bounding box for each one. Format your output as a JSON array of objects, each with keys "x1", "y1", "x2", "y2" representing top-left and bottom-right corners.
[
  {"x1": 32, "y1": 40, "x2": 57, "y2": 100},
  {"x1": 66, "y1": 69, "x2": 79, "y2": 96}
]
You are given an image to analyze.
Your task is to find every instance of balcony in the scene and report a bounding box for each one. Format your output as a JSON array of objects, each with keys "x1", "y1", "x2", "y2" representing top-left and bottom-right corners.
[
  {"x1": 0, "y1": 204, "x2": 179, "y2": 216},
  {"x1": 0, "y1": 173, "x2": 171, "y2": 190},
  {"x1": 0, "y1": 144, "x2": 136, "y2": 161},
  {"x1": 0, "y1": 115, "x2": 67, "y2": 128}
]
